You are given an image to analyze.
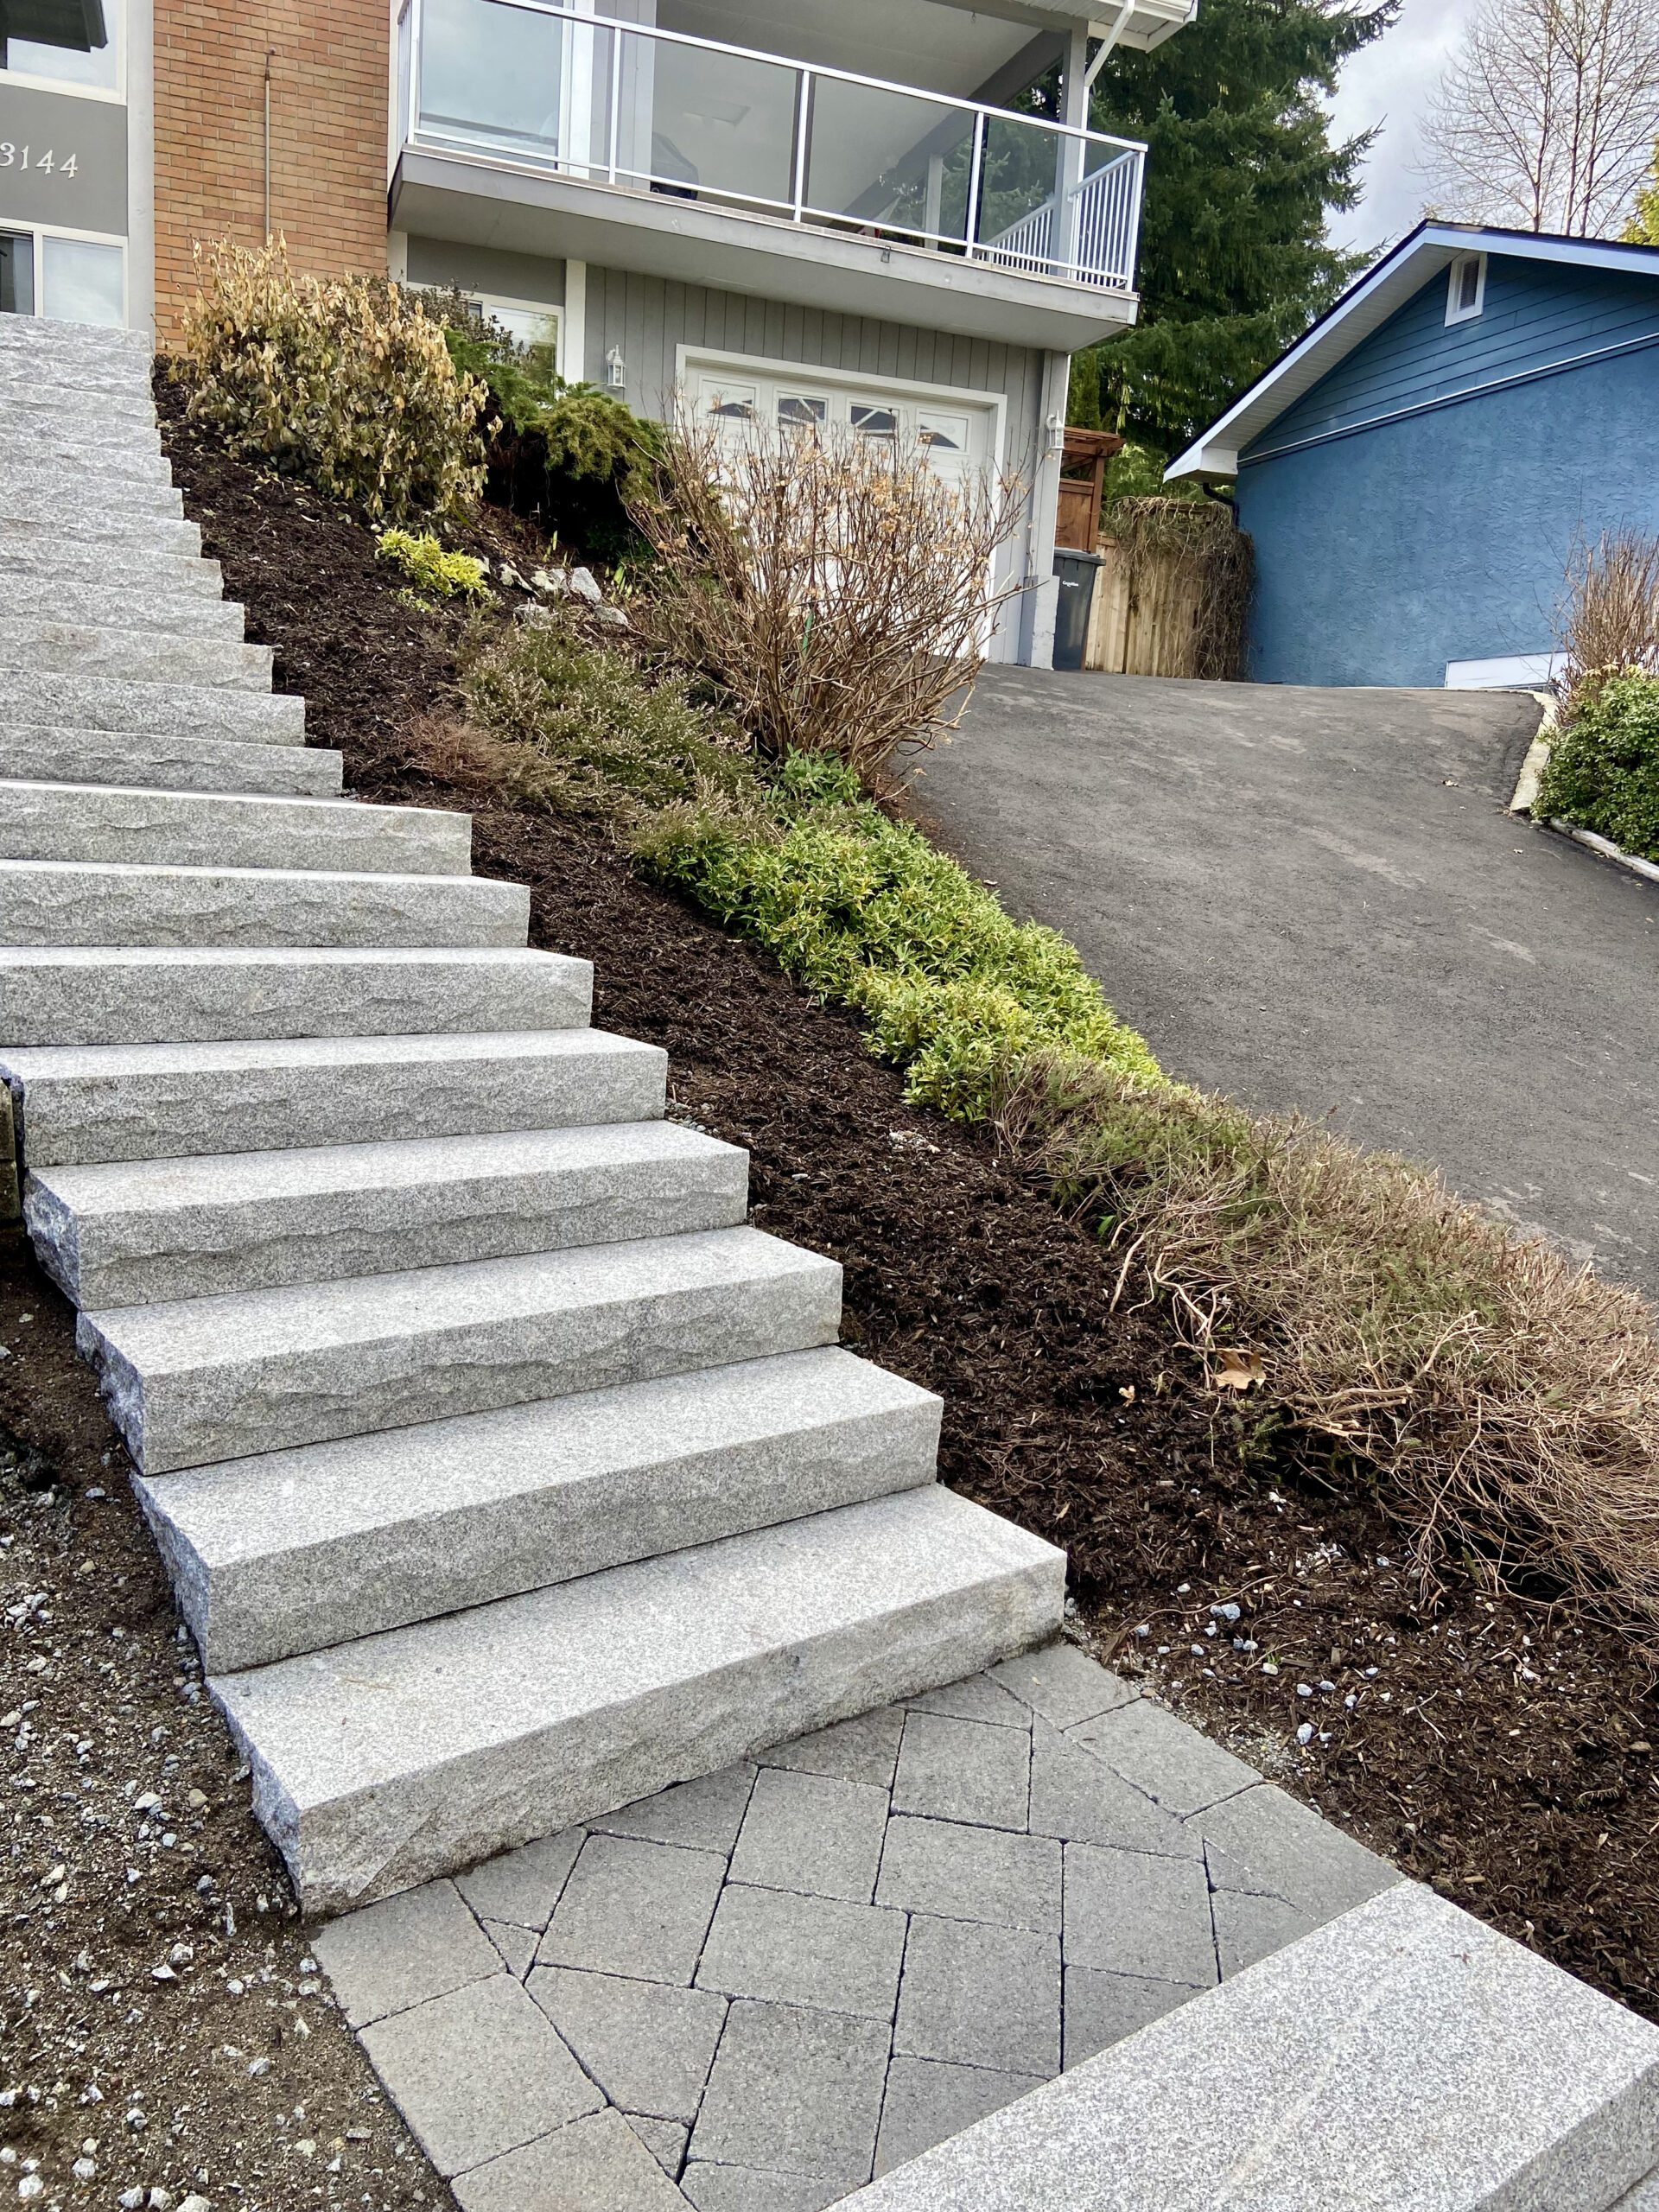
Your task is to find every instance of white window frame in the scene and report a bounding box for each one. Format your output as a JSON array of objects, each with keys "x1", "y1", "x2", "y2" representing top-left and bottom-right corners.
[
  {"x1": 0, "y1": 220, "x2": 128, "y2": 325},
  {"x1": 467, "y1": 290, "x2": 561, "y2": 353},
  {"x1": 0, "y1": 0, "x2": 126, "y2": 106},
  {"x1": 1445, "y1": 251, "x2": 1486, "y2": 326},
  {"x1": 674, "y1": 344, "x2": 1008, "y2": 475}
]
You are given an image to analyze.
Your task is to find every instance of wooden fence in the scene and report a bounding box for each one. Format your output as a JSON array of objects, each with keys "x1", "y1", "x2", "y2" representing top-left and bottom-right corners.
[{"x1": 1082, "y1": 500, "x2": 1253, "y2": 680}]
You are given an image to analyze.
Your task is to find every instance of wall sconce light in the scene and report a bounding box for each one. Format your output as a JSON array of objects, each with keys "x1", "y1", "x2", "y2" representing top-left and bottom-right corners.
[{"x1": 606, "y1": 346, "x2": 626, "y2": 390}]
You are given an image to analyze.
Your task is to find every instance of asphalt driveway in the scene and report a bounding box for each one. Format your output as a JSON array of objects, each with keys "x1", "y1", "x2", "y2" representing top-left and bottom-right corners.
[{"x1": 907, "y1": 670, "x2": 1659, "y2": 1299}]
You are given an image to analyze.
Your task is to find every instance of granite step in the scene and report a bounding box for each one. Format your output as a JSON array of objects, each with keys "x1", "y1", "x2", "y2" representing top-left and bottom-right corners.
[
  {"x1": 1, "y1": 1029, "x2": 665, "y2": 1168},
  {"x1": 0, "y1": 780, "x2": 472, "y2": 875},
  {"x1": 0, "y1": 313, "x2": 153, "y2": 359},
  {"x1": 78, "y1": 1223, "x2": 842, "y2": 1472},
  {"x1": 210, "y1": 1482, "x2": 1063, "y2": 1914},
  {"x1": 0, "y1": 512, "x2": 203, "y2": 557},
  {"x1": 3, "y1": 576, "x2": 245, "y2": 638},
  {"x1": 0, "y1": 435, "x2": 171, "y2": 484},
  {"x1": 0, "y1": 671, "x2": 302, "y2": 744},
  {"x1": 0, "y1": 944, "x2": 593, "y2": 1047},
  {"x1": 0, "y1": 727, "x2": 342, "y2": 799},
  {"x1": 0, "y1": 400, "x2": 162, "y2": 444},
  {"x1": 0, "y1": 857, "x2": 528, "y2": 950},
  {"x1": 137, "y1": 1346, "x2": 943, "y2": 1672},
  {"x1": 0, "y1": 620, "x2": 272, "y2": 690},
  {"x1": 3, "y1": 465, "x2": 181, "y2": 514},
  {"x1": 30, "y1": 1119, "x2": 751, "y2": 1306},
  {"x1": 0, "y1": 543, "x2": 224, "y2": 594}
]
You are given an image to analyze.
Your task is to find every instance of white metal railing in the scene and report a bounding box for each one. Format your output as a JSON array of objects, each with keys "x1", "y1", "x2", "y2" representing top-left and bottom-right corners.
[{"x1": 402, "y1": 0, "x2": 1147, "y2": 292}]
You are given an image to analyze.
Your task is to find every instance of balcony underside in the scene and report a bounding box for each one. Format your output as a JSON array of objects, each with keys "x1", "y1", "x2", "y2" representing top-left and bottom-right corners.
[{"x1": 390, "y1": 149, "x2": 1140, "y2": 352}]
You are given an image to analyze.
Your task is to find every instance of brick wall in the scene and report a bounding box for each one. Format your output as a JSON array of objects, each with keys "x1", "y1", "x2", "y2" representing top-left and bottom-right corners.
[{"x1": 152, "y1": 0, "x2": 390, "y2": 339}]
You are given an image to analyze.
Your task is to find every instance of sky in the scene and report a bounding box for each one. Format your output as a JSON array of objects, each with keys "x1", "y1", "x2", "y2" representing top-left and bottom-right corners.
[{"x1": 1323, "y1": 0, "x2": 1480, "y2": 257}]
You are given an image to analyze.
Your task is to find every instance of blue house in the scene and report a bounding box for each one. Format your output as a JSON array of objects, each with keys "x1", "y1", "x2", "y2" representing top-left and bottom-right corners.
[{"x1": 1166, "y1": 224, "x2": 1659, "y2": 689}]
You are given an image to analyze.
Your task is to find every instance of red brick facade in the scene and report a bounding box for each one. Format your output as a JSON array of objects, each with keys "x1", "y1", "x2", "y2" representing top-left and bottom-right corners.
[{"x1": 152, "y1": 0, "x2": 390, "y2": 338}]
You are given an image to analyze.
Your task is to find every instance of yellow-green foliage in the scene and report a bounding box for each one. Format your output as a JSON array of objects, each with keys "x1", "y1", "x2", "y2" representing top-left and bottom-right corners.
[
  {"x1": 175, "y1": 239, "x2": 490, "y2": 521},
  {"x1": 378, "y1": 530, "x2": 490, "y2": 601}
]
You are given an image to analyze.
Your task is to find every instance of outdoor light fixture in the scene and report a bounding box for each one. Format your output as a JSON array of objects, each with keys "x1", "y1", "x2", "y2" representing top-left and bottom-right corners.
[{"x1": 606, "y1": 345, "x2": 626, "y2": 390}]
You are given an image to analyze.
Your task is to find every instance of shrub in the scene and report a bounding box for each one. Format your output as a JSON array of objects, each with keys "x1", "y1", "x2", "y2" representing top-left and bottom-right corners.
[
  {"x1": 1536, "y1": 671, "x2": 1659, "y2": 861},
  {"x1": 1558, "y1": 528, "x2": 1659, "y2": 700},
  {"x1": 626, "y1": 410, "x2": 1027, "y2": 778},
  {"x1": 175, "y1": 240, "x2": 489, "y2": 521},
  {"x1": 377, "y1": 529, "x2": 489, "y2": 601}
]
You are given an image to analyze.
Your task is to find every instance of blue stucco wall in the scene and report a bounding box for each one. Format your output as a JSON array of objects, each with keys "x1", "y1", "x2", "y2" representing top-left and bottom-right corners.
[{"x1": 1236, "y1": 255, "x2": 1659, "y2": 687}]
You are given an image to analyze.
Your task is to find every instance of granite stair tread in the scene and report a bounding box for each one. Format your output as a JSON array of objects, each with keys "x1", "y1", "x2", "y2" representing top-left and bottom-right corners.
[
  {"x1": 0, "y1": 619, "x2": 273, "y2": 689},
  {"x1": 0, "y1": 727, "x2": 343, "y2": 798},
  {"x1": 0, "y1": 779, "x2": 473, "y2": 874},
  {"x1": 3, "y1": 575, "x2": 246, "y2": 636},
  {"x1": 0, "y1": 670, "x2": 303, "y2": 742}
]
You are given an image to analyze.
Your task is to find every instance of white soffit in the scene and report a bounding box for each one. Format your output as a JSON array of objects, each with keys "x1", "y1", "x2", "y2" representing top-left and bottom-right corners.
[{"x1": 1165, "y1": 222, "x2": 1659, "y2": 480}]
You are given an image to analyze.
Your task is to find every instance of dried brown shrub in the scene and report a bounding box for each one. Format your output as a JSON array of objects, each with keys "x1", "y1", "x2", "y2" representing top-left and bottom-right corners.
[
  {"x1": 995, "y1": 1052, "x2": 1659, "y2": 1633},
  {"x1": 1560, "y1": 526, "x2": 1659, "y2": 701},
  {"x1": 626, "y1": 410, "x2": 1027, "y2": 779}
]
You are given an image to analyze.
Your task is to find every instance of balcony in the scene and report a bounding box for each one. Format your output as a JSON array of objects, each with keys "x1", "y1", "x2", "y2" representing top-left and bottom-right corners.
[{"x1": 391, "y1": 0, "x2": 1150, "y2": 351}]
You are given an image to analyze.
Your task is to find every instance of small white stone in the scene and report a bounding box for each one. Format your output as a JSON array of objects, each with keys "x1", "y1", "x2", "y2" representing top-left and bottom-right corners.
[
  {"x1": 18, "y1": 2177, "x2": 43, "y2": 2202},
  {"x1": 1295, "y1": 1683, "x2": 1314, "y2": 1698},
  {"x1": 1296, "y1": 1722, "x2": 1314, "y2": 1745},
  {"x1": 119, "y1": 2191, "x2": 144, "y2": 2209},
  {"x1": 72, "y1": 2158, "x2": 95, "y2": 2180},
  {"x1": 569, "y1": 566, "x2": 603, "y2": 604}
]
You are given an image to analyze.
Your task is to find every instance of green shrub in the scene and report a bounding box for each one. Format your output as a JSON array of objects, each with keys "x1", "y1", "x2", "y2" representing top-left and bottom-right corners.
[
  {"x1": 1536, "y1": 671, "x2": 1659, "y2": 861},
  {"x1": 378, "y1": 529, "x2": 489, "y2": 601},
  {"x1": 175, "y1": 240, "x2": 489, "y2": 522}
]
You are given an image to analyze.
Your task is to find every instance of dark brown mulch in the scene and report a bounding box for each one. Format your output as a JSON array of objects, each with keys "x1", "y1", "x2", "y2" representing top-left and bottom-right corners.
[{"x1": 6, "y1": 378, "x2": 1652, "y2": 2200}]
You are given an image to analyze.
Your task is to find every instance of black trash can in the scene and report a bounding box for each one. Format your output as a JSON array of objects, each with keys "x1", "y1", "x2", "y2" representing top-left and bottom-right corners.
[{"x1": 1052, "y1": 548, "x2": 1103, "y2": 671}]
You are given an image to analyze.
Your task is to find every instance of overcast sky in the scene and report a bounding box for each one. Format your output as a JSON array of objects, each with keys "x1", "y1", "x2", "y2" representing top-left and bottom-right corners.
[{"x1": 1324, "y1": 0, "x2": 1479, "y2": 257}]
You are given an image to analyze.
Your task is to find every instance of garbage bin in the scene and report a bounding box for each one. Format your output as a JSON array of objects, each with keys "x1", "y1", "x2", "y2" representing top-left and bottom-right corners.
[{"x1": 1052, "y1": 548, "x2": 1103, "y2": 671}]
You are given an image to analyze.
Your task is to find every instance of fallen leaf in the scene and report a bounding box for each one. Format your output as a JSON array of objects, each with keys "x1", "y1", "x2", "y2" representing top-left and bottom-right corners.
[{"x1": 1213, "y1": 1349, "x2": 1266, "y2": 1392}]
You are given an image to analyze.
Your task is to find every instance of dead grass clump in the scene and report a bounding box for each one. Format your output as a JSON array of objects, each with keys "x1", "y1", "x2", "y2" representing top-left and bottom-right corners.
[
  {"x1": 996, "y1": 1052, "x2": 1659, "y2": 1631},
  {"x1": 1560, "y1": 527, "x2": 1659, "y2": 700},
  {"x1": 626, "y1": 410, "x2": 1027, "y2": 779}
]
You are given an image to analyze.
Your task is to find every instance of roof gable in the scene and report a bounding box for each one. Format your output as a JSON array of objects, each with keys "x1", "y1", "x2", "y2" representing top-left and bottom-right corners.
[{"x1": 1166, "y1": 223, "x2": 1659, "y2": 480}]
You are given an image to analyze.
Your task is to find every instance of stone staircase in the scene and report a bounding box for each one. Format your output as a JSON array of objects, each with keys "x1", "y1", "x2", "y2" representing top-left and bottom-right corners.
[{"x1": 0, "y1": 313, "x2": 1064, "y2": 1919}]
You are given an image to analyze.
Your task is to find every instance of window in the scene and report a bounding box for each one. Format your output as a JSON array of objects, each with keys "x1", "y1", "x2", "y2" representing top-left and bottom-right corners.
[
  {"x1": 1446, "y1": 251, "x2": 1485, "y2": 326},
  {"x1": 0, "y1": 229, "x2": 34, "y2": 314},
  {"x1": 41, "y1": 232, "x2": 122, "y2": 324},
  {"x1": 851, "y1": 403, "x2": 897, "y2": 442},
  {"x1": 918, "y1": 410, "x2": 969, "y2": 453},
  {"x1": 777, "y1": 393, "x2": 827, "y2": 430},
  {"x1": 467, "y1": 295, "x2": 558, "y2": 353},
  {"x1": 704, "y1": 382, "x2": 757, "y2": 420},
  {"x1": 1, "y1": 0, "x2": 120, "y2": 93}
]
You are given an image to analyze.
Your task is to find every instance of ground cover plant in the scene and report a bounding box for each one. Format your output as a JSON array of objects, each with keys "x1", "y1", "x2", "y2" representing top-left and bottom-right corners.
[{"x1": 144, "y1": 387, "x2": 1659, "y2": 2041}]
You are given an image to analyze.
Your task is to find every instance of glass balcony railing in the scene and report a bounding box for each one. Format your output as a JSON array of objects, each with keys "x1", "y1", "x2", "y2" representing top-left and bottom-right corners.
[{"x1": 400, "y1": 0, "x2": 1147, "y2": 293}]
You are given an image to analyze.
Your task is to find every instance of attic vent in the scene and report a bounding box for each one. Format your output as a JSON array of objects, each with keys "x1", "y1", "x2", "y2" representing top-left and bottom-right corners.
[{"x1": 1446, "y1": 252, "x2": 1486, "y2": 326}]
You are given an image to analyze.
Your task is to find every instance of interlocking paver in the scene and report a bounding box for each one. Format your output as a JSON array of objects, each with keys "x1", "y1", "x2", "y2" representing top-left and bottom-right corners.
[
  {"x1": 874, "y1": 2056, "x2": 1042, "y2": 2176},
  {"x1": 893, "y1": 1914, "x2": 1060, "y2": 2076},
  {"x1": 1062, "y1": 1840, "x2": 1217, "y2": 1987},
  {"x1": 759, "y1": 1707, "x2": 906, "y2": 1789},
  {"x1": 990, "y1": 1643, "x2": 1139, "y2": 1730},
  {"x1": 314, "y1": 1878, "x2": 499, "y2": 2029},
  {"x1": 696, "y1": 1881, "x2": 907, "y2": 2021},
  {"x1": 1192, "y1": 1783, "x2": 1400, "y2": 1917},
  {"x1": 729, "y1": 1766, "x2": 890, "y2": 1903},
  {"x1": 906, "y1": 1673, "x2": 1032, "y2": 1728},
  {"x1": 451, "y1": 2107, "x2": 685, "y2": 2209},
  {"x1": 528, "y1": 1962, "x2": 728, "y2": 2120},
  {"x1": 455, "y1": 1827, "x2": 584, "y2": 1931},
  {"x1": 679, "y1": 2162, "x2": 845, "y2": 2210},
  {"x1": 892, "y1": 1710, "x2": 1030, "y2": 1830},
  {"x1": 875, "y1": 1815, "x2": 1061, "y2": 1934},
  {"x1": 1062, "y1": 1964, "x2": 1198, "y2": 2069},
  {"x1": 538, "y1": 1834, "x2": 727, "y2": 1985},
  {"x1": 1027, "y1": 1719, "x2": 1199, "y2": 1859},
  {"x1": 1211, "y1": 1886, "x2": 1313, "y2": 1979},
  {"x1": 360, "y1": 1973, "x2": 602, "y2": 2177},
  {"x1": 624, "y1": 2113, "x2": 688, "y2": 2179},
  {"x1": 1066, "y1": 1696, "x2": 1258, "y2": 1818},
  {"x1": 590, "y1": 1763, "x2": 759, "y2": 1853},
  {"x1": 482, "y1": 1916, "x2": 537, "y2": 1978},
  {"x1": 690, "y1": 1997, "x2": 890, "y2": 2183}
]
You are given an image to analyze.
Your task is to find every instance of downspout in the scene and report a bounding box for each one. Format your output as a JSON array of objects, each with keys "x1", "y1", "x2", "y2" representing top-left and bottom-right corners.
[{"x1": 264, "y1": 48, "x2": 273, "y2": 240}]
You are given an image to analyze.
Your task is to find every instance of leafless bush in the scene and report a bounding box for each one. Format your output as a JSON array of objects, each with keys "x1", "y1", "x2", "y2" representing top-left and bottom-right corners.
[
  {"x1": 626, "y1": 409, "x2": 1027, "y2": 779},
  {"x1": 1560, "y1": 527, "x2": 1659, "y2": 702}
]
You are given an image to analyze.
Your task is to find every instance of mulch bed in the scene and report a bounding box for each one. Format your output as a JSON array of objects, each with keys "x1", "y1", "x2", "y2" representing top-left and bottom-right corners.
[{"x1": 6, "y1": 381, "x2": 1656, "y2": 2197}]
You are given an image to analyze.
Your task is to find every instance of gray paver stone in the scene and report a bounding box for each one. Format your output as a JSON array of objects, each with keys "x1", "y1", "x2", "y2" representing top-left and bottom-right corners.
[
  {"x1": 690, "y1": 1998, "x2": 890, "y2": 2183},
  {"x1": 313, "y1": 1878, "x2": 499, "y2": 2028},
  {"x1": 1027, "y1": 1718, "x2": 1199, "y2": 1859},
  {"x1": 680, "y1": 2164, "x2": 844, "y2": 2212},
  {"x1": 875, "y1": 1816, "x2": 1061, "y2": 1935},
  {"x1": 906, "y1": 1674, "x2": 1031, "y2": 1728},
  {"x1": 893, "y1": 1914, "x2": 1060, "y2": 2076},
  {"x1": 875, "y1": 2057, "x2": 1043, "y2": 2177},
  {"x1": 360, "y1": 1973, "x2": 601, "y2": 2177},
  {"x1": 592, "y1": 1762, "x2": 758, "y2": 1853},
  {"x1": 697, "y1": 1882, "x2": 907, "y2": 2022},
  {"x1": 1061, "y1": 1840, "x2": 1217, "y2": 1987},
  {"x1": 892, "y1": 1710, "x2": 1030, "y2": 1830},
  {"x1": 481, "y1": 1918, "x2": 537, "y2": 1978},
  {"x1": 528, "y1": 1964, "x2": 728, "y2": 2120},
  {"x1": 1211, "y1": 1886, "x2": 1314, "y2": 1980},
  {"x1": 1061, "y1": 1965, "x2": 1198, "y2": 2069},
  {"x1": 990, "y1": 1643, "x2": 1139, "y2": 1730},
  {"x1": 625, "y1": 2113, "x2": 689, "y2": 2179},
  {"x1": 1065, "y1": 1697, "x2": 1259, "y2": 1818},
  {"x1": 451, "y1": 2108, "x2": 685, "y2": 2210},
  {"x1": 538, "y1": 1834, "x2": 728, "y2": 1985},
  {"x1": 455, "y1": 1827, "x2": 584, "y2": 1931},
  {"x1": 1192, "y1": 1783, "x2": 1400, "y2": 1919},
  {"x1": 760, "y1": 1707, "x2": 905, "y2": 1788},
  {"x1": 730, "y1": 1766, "x2": 891, "y2": 1903}
]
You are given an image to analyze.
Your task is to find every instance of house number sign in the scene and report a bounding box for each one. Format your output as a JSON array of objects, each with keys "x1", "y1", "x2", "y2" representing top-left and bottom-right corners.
[
  {"x1": 0, "y1": 83, "x2": 126, "y2": 233},
  {"x1": 1, "y1": 144, "x2": 86, "y2": 175}
]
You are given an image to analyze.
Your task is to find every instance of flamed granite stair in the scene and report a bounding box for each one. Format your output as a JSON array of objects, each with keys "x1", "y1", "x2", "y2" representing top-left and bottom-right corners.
[{"x1": 0, "y1": 312, "x2": 1063, "y2": 1918}]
